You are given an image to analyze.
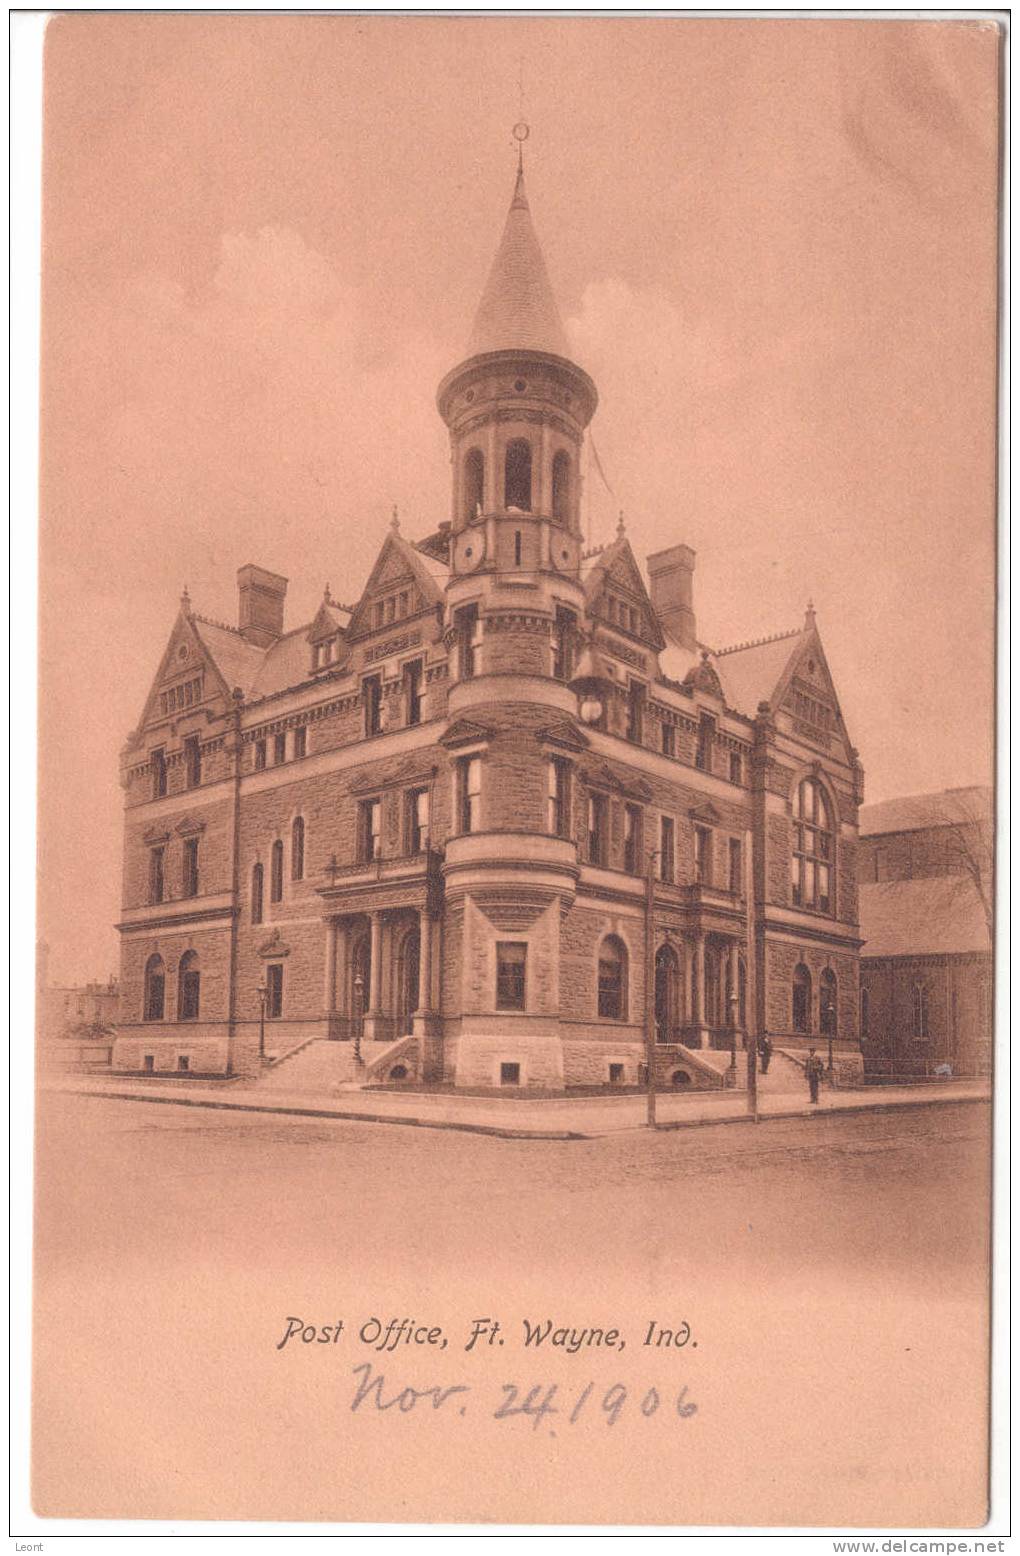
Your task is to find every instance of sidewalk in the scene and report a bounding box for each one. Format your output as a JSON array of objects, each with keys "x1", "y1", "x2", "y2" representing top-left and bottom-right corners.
[{"x1": 44, "y1": 1073, "x2": 992, "y2": 1140}]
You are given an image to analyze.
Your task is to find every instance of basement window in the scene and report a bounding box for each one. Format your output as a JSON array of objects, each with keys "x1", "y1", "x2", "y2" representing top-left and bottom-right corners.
[{"x1": 500, "y1": 1062, "x2": 521, "y2": 1087}]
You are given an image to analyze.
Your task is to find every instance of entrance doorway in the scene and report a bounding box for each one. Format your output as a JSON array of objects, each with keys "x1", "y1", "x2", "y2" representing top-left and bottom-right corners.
[
  {"x1": 351, "y1": 932, "x2": 371, "y2": 1040},
  {"x1": 397, "y1": 928, "x2": 420, "y2": 1035},
  {"x1": 654, "y1": 943, "x2": 681, "y2": 1044}
]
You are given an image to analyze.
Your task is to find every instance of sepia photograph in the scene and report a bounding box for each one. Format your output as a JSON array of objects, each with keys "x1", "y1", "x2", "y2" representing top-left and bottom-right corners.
[{"x1": 18, "y1": 8, "x2": 1003, "y2": 1536}]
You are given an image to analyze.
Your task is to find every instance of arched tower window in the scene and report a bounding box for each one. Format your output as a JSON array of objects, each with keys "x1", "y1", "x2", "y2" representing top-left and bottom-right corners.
[
  {"x1": 251, "y1": 863, "x2": 264, "y2": 925},
  {"x1": 820, "y1": 968, "x2": 837, "y2": 1038},
  {"x1": 291, "y1": 817, "x2": 305, "y2": 881},
  {"x1": 551, "y1": 450, "x2": 571, "y2": 523},
  {"x1": 791, "y1": 777, "x2": 834, "y2": 912},
  {"x1": 143, "y1": 955, "x2": 165, "y2": 1022},
  {"x1": 463, "y1": 448, "x2": 484, "y2": 522},
  {"x1": 792, "y1": 963, "x2": 812, "y2": 1034},
  {"x1": 598, "y1": 935, "x2": 628, "y2": 1021},
  {"x1": 270, "y1": 839, "x2": 284, "y2": 903},
  {"x1": 504, "y1": 439, "x2": 532, "y2": 511},
  {"x1": 177, "y1": 951, "x2": 200, "y2": 1022}
]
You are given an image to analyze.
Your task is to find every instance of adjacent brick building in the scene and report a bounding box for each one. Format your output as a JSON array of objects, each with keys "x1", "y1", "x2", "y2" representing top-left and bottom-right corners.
[
  {"x1": 113, "y1": 161, "x2": 865, "y2": 1090},
  {"x1": 858, "y1": 787, "x2": 993, "y2": 1077}
]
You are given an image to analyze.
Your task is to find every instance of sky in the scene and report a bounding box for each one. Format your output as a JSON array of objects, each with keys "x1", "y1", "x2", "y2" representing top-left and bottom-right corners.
[{"x1": 35, "y1": 14, "x2": 1000, "y2": 984}]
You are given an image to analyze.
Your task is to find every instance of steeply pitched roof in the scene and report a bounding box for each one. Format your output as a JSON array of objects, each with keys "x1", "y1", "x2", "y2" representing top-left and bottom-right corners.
[
  {"x1": 859, "y1": 787, "x2": 993, "y2": 838},
  {"x1": 711, "y1": 629, "x2": 801, "y2": 718},
  {"x1": 465, "y1": 165, "x2": 572, "y2": 360},
  {"x1": 191, "y1": 617, "x2": 265, "y2": 698},
  {"x1": 859, "y1": 876, "x2": 990, "y2": 957}
]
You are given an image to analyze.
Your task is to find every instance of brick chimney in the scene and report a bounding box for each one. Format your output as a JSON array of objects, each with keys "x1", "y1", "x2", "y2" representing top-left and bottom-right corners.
[
  {"x1": 647, "y1": 544, "x2": 696, "y2": 650},
  {"x1": 237, "y1": 565, "x2": 288, "y2": 647}
]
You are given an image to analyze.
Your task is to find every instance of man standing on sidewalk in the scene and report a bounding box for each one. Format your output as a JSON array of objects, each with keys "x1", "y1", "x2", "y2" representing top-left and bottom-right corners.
[
  {"x1": 757, "y1": 1034, "x2": 773, "y2": 1074},
  {"x1": 805, "y1": 1048, "x2": 825, "y2": 1104}
]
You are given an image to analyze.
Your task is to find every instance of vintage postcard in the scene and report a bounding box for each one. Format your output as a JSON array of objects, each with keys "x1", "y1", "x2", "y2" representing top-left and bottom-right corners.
[{"x1": 23, "y1": 10, "x2": 1001, "y2": 1535}]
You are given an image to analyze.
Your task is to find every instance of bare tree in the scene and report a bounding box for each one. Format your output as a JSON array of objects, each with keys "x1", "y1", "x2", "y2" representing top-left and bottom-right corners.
[{"x1": 918, "y1": 788, "x2": 994, "y2": 942}]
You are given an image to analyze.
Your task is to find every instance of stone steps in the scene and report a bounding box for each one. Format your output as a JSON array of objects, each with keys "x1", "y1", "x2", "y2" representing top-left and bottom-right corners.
[{"x1": 256, "y1": 1040, "x2": 362, "y2": 1093}]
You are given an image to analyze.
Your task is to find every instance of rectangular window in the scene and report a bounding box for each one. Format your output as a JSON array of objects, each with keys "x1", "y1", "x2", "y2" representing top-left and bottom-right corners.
[
  {"x1": 661, "y1": 722, "x2": 676, "y2": 757},
  {"x1": 728, "y1": 837, "x2": 742, "y2": 894},
  {"x1": 270, "y1": 840, "x2": 284, "y2": 903},
  {"x1": 404, "y1": 659, "x2": 423, "y2": 726},
  {"x1": 659, "y1": 816, "x2": 675, "y2": 883},
  {"x1": 695, "y1": 826, "x2": 712, "y2": 885},
  {"x1": 254, "y1": 739, "x2": 267, "y2": 772},
  {"x1": 143, "y1": 1054, "x2": 155, "y2": 1073},
  {"x1": 623, "y1": 804, "x2": 643, "y2": 874},
  {"x1": 177, "y1": 1056, "x2": 190, "y2": 1072},
  {"x1": 293, "y1": 726, "x2": 306, "y2": 759},
  {"x1": 398, "y1": 591, "x2": 409, "y2": 618},
  {"x1": 496, "y1": 942, "x2": 527, "y2": 1011},
  {"x1": 587, "y1": 793, "x2": 608, "y2": 867},
  {"x1": 363, "y1": 675, "x2": 383, "y2": 737},
  {"x1": 149, "y1": 847, "x2": 165, "y2": 905},
  {"x1": 456, "y1": 756, "x2": 482, "y2": 833},
  {"x1": 456, "y1": 605, "x2": 480, "y2": 680},
  {"x1": 407, "y1": 788, "x2": 430, "y2": 854},
  {"x1": 184, "y1": 735, "x2": 201, "y2": 788},
  {"x1": 274, "y1": 732, "x2": 287, "y2": 765},
  {"x1": 151, "y1": 748, "x2": 167, "y2": 799},
  {"x1": 547, "y1": 758, "x2": 570, "y2": 838},
  {"x1": 609, "y1": 1063, "x2": 624, "y2": 1085},
  {"x1": 729, "y1": 751, "x2": 742, "y2": 785},
  {"x1": 696, "y1": 713, "x2": 715, "y2": 772},
  {"x1": 626, "y1": 680, "x2": 645, "y2": 743},
  {"x1": 357, "y1": 799, "x2": 382, "y2": 863},
  {"x1": 500, "y1": 1061, "x2": 521, "y2": 1087},
  {"x1": 266, "y1": 963, "x2": 284, "y2": 1020},
  {"x1": 182, "y1": 836, "x2": 199, "y2": 898},
  {"x1": 373, "y1": 601, "x2": 385, "y2": 629},
  {"x1": 552, "y1": 607, "x2": 575, "y2": 681}
]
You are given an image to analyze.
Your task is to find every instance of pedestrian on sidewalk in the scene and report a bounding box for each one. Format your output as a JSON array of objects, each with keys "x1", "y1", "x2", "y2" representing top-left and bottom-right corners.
[
  {"x1": 805, "y1": 1048, "x2": 825, "y2": 1104},
  {"x1": 757, "y1": 1034, "x2": 773, "y2": 1074}
]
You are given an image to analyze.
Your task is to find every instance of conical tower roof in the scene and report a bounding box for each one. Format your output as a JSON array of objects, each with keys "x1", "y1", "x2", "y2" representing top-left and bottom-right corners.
[{"x1": 465, "y1": 165, "x2": 572, "y2": 360}]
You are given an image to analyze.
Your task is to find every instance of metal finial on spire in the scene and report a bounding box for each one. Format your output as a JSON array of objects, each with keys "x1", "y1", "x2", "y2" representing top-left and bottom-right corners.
[
  {"x1": 513, "y1": 58, "x2": 529, "y2": 174},
  {"x1": 617, "y1": 510, "x2": 626, "y2": 538},
  {"x1": 323, "y1": 582, "x2": 332, "y2": 603},
  {"x1": 805, "y1": 598, "x2": 816, "y2": 626},
  {"x1": 391, "y1": 504, "x2": 400, "y2": 532},
  {"x1": 180, "y1": 584, "x2": 191, "y2": 614}
]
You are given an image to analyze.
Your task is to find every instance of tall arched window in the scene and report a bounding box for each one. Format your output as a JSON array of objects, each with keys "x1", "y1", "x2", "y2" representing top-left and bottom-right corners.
[
  {"x1": 291, "y1": 817, "x2": 305, "y2": 881},
  {"x1": 791, "y1": 777, "x2": 834, "y2": 912},
  {"x1": 912, "y1": 983, "x2": 930, "y2": 1040},
  {"x1": 143, "y1": 954, "x2": 165, "y2": 1022},
  {"x1": 598, "y1": 935, "x2": 628, "y2": 1021},
  {"x1": 178, "y1": 951, "x2": 200, "y2": 1021},
  {"x1": 463, "y1": 448, "x2": 484, "y2": 521},
  {"x1": 504, "y1": 439, "x2": 532, "y2": 511},
  {"x1": 270, "y1": 839, "x2": 284, "y2": 903},
  {"x1": 820, "y1": 968, "x2": 837, "y2": 1038},
  {"x1": 551, "y1": 450, "x2": 571, "y2": 523},
  {"x1": 251, "y1": 863, "x2": 264, "y2": 925},
  {"x1": 792, "y1": 963, "x2": 812, "y2": 1034}
]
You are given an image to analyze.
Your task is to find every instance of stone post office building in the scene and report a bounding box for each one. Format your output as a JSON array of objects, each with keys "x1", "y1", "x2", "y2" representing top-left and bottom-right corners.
[{"x1": 113, "y1": 163, "x2": 865, "y2": 1091}]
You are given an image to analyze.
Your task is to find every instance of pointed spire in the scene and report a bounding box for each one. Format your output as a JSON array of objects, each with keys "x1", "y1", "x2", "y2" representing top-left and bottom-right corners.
[{"x1": 466, "y1": 161, "x2": 571, "y2": 361}]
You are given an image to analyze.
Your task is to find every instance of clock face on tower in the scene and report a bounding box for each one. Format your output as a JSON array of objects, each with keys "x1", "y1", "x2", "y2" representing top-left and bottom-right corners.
[{"x1": 453, "y1": 525, "x2": 487, "y2": 573}]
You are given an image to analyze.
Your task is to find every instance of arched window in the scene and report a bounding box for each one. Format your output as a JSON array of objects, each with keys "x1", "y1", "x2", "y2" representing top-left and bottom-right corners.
[
  {"x1": 178, "y1": 950, "x2": 200, "y2": 1022},
  {"x1": 792, "y1": 963, "x2": 812, "y2": 1034},
  {"x1": 143, "y1": 955, "x2": 165, "y2": 1022},
  {"x1": 291, "y1": 817, "x2": 305, "y2": 881},
  {"x1": 270, "y1": 839, "x2": 284, "y2": 903},
  {"x1": 598, "y1": 935, "x2": 628, "y2": 1021},
  {"x1": 912, "y1": 983, "x2": 930, "y2": 1040},
  {"x1": 820, "y1": 968, "x2": 837, "y2": 1038},
  {"x1": 551, "y1": 450, "x2": 571, "y2": 523},
  {"x1": 504, "y1": 439, "x2": 532, "y2": 511},
  {"x1": 463, "y1": 448, "x2": 484, "y2": 521},
  {"x1": 251, "y1": 863, "x2": 264, "y2": 925},
  {"x1": 791, "y1": 777, "x2": 834, "y2": 912}
]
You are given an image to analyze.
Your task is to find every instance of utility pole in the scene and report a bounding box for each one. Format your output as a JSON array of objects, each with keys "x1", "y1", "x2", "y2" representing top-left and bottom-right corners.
[
  {"x1": 744, "y1": 826, "x2": 759, "y2": 1122},
  {"x1": 644, "y1": 847, "x2": 659, "y2": 1128}
]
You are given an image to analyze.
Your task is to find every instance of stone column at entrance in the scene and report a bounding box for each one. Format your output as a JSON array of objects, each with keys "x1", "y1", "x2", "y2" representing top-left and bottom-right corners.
[
  {"x1": 694, "y1": 933, "x2": 710, "y2": 1050},
  {"x1": 728, "y1": 942, "x2": 741, "y2": 1031},
  {"x1": 364, "y1": 911, "x2": 385, "y2": 1042},
  {"x1": 413, "y1": 909, "x2": 439, "y2": 1038},
  {"x1": 323, "y1": 918, "x2": 338, "y2": 1030}
]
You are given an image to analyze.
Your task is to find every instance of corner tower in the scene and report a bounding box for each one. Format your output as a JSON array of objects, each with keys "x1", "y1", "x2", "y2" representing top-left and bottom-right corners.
[{"x1": 436, "y1": 161, "x2": 598, "y2": 580}]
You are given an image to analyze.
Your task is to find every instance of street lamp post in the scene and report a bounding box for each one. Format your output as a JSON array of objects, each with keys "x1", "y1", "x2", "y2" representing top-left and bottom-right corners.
[
  {"x1": 644, "y1": 847, "x2": 659, "y2": 1129},
  {"x1": 353, "y1": 972, "x2": 365, "y2": 1062},
  {"x1": 729, "y1": 981, "x2": 739, "y2": 1072},
  {"x1": 257, "y1": 982, "x2": 267, "y2": 1064}
]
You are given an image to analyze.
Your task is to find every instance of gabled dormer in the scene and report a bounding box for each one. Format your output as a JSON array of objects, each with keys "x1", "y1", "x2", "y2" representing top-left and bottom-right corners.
[
  {"x1": 583, "y1": 530, "x2": 667, "y2": 656},
  {"x1": 345, "y1": 521, "x2": 445, "y2": 648},
  {"x1": 130, "y1": 592, "x2": 245, "y2": 744},
  {"x1": 306, "y1": 588, "x2": 352, "y2": 675}
]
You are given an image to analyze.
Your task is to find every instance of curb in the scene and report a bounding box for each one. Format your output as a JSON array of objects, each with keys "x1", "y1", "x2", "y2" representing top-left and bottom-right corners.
[{"x1": 51, "y1": 1083, "x2": 988, "y2": 1142}]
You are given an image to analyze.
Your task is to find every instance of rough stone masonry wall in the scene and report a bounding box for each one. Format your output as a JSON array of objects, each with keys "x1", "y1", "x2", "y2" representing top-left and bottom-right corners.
[
  {"x1": 764, "y1": 939, "x2": 858, "y2": 1045},
  {"x1": 121, "y1": 795, "x2": 234, "y2": 912}
]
